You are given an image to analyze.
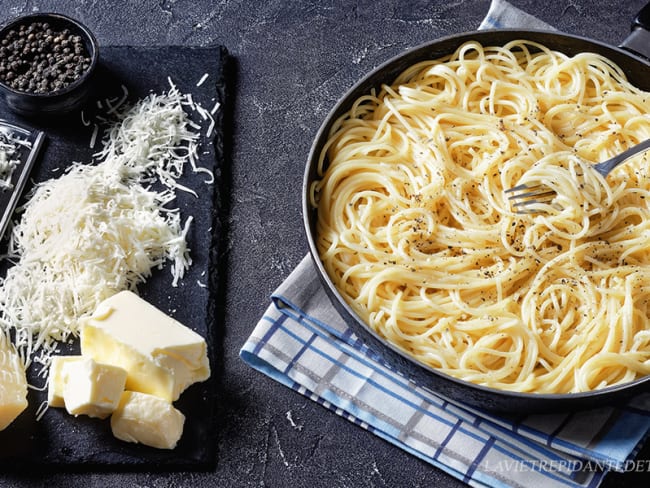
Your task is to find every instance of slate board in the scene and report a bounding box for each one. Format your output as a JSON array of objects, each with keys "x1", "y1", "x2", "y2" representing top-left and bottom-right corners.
[{"x1": 0, "y1": 45, "x2": 229, "y2": 470}]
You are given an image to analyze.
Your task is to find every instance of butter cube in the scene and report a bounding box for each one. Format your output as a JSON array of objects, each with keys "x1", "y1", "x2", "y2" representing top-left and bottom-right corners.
[
  {"x1": 80, "y1": 290, "x2": 210, "y2": 402},
  {"x1": 47, "y1": 355, "x2": 83, "y2": 408},
  {"x1": 111, "y1": 391, "x2": 185, "y2": 449},
  {"x1": 0, "y1": 335, "x2": 27, "y2": 431},
  {"x1": 63, "y1": 358, "x2": 127, "y2": 419}
]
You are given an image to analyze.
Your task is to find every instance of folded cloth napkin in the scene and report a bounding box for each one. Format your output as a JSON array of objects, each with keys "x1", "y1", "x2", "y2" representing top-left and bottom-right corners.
[
  {"x1": 478, "y1": 0, "x2": 555, "y2": 30},
  {"x1": 240, "y1": 1, "x2": 650, "y2": 487}
]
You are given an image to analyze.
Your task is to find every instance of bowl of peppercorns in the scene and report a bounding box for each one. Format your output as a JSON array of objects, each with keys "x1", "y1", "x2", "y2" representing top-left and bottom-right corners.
[{"x1": 0, "y1": 12, "x2": 98, "y2": 117}]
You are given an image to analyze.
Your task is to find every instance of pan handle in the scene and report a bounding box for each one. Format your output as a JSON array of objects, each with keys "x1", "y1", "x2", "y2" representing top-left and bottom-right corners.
[{"x1": 620, "y1": 2, "x2": 650, "y2": 60}]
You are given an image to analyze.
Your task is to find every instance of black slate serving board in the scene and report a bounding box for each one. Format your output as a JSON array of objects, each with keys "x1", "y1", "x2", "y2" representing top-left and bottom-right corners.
[{"x1": 0, "y1": 45, "x2": 228, "y2": 469}]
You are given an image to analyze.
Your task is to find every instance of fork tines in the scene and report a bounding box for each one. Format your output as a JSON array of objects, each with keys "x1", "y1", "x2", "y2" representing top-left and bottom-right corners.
[{"x1": 505, "y1": 183, "x2": 556, "y2": 213}]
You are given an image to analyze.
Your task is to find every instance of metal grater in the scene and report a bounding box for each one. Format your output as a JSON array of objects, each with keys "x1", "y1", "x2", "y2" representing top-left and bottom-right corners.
[{"x1": 0, "y1": 120, "x2": 45, "y2": 242}]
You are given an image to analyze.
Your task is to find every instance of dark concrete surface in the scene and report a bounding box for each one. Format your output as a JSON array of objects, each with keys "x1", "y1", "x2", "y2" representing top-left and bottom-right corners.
[{"x1": 0, "y1": 0, "x2": 649, "y2": 486}]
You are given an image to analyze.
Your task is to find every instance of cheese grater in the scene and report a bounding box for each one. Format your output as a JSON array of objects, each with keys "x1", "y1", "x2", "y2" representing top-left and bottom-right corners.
[{"x1": 0, "y1": 120, "x2": 45, "y2": 242}]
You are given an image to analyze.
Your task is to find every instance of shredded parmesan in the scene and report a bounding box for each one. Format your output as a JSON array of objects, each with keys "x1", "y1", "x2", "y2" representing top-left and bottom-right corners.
[
  {"x1": 89, "y1": 124, "x2": 99, "y2": 149},
  {"x1": 104, "y1": 84, "x2": 130, "y2": 115},
  {"x1": 0, "y1": 82, "x2": 218, "y2": 368},
  {"x1": 80, "y1": 111, "x2": 91, "y2": 127},
  {"x1": 196, "y1": 73, "x2": 209, "y2": 87}
]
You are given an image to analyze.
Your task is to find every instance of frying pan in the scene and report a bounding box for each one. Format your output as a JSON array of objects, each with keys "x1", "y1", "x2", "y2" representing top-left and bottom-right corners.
[{"x1": 302, "y1": 4, "x2": 650, "y2": 413}]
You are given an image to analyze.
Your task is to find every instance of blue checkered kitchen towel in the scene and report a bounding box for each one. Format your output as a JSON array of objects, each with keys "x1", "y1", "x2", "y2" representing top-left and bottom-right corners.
[{"x1": 240, "y1": 1, "x2": 650, "y2": 487}]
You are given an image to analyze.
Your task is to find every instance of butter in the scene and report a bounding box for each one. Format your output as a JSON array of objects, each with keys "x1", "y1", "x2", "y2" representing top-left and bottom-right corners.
[
  {"x1": 62, "y1": 357, "x2": 127, "y2": 419},
  {"x1": 47, "y1": 355, "x2": 83, "y2": 408},
  {"x1": 80, "y1": 290, "x2": 210, "y2": 402},
  {"x1": 111, "y1": 391, "x2": 185, "y2": 449},
  {"x1": 0, "y1": 335, "x2": 27, "y2": 431}
]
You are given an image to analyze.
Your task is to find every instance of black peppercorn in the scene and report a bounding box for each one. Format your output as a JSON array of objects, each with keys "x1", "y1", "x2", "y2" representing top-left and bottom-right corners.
[{"x1": 0, "y1": 19, "x2": 92, "y2": 94}]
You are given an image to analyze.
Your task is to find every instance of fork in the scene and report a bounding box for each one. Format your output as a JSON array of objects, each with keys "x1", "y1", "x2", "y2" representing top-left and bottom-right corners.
[{"x1": 505, "y1": 139, "x2": 650, "y2": 214}]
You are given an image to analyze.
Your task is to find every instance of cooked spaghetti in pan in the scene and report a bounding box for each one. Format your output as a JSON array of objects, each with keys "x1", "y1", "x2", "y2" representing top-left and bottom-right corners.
[{"x1": 311, "y1": 40, "x2": 650, "y2": 394}]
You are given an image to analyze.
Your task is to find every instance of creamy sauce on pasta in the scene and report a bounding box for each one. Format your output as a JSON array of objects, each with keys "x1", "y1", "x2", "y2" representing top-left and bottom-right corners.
[{"x1": 312, "y1": 40, "x2": 650, "y2": 394}]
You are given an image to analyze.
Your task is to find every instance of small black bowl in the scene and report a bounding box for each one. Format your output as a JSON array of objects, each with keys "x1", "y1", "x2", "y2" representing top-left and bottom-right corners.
[{"x1": 0, "y1": 12, "x2": 98, "y2": 117}]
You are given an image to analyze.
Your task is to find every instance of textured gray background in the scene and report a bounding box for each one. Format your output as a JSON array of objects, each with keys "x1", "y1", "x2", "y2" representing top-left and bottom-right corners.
[{"x1": 0, "y1": 0, "x2": 649, "y2": 486}]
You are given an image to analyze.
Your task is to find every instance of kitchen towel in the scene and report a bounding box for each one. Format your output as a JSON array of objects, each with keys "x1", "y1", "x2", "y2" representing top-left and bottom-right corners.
[{"x1": 240, "y1": 2, "x2": 650, "y2": 487}]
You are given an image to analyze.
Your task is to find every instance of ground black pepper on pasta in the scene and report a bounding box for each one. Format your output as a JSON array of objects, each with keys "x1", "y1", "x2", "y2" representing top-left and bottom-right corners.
[
  {"x1": 0, "y1": 20, "x2": 91, "y2": 94},
  {"x1": 314, "y1": 40, "x2": 650, "y2": 393}
]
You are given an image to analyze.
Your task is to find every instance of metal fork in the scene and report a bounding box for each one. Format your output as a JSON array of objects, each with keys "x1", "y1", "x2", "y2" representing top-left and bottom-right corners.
[{"x1": 505, "y1": 139, "x2": 650, "y2": 214}]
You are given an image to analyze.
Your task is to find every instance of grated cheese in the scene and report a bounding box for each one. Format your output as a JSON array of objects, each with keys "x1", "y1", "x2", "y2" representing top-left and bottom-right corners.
[
  {"x1": 89, "y1": 124, "x2": 99, "y2": 149},
  {"x1": 104, "y1": 85, "x2": 130, "y2": 115},
  {"x1": 196, "y1": 73, "x2": 209, "y2": 87},
  {"x1": 80, "y1": 111, "x2": 91, "y2": 127},
  {"x1": 0, "y1": 82, "x2": 218, "y2": 369}
]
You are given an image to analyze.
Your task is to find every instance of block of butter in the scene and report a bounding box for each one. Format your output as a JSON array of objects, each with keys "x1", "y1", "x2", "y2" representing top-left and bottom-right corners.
[
  {"x1": 47, "y1": 355, "x2": 83, "y2": 408},
  {"x1": 111, "y1": 391, "x2": 185, "y2": 449},
  {"x1": 0, "y1": 334, "x2": 27, "y2": 431},
  {"x1": 63, "y1": 357, "x2": 127, "y2": 419},
  {"x1": 80, "y1": 290, "x2": 210, "y2": 402}
]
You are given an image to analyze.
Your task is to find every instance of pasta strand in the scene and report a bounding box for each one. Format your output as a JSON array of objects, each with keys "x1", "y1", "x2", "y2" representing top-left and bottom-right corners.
[{"x1": 313, "y1": 40, "x2": 650, "y2": 394}]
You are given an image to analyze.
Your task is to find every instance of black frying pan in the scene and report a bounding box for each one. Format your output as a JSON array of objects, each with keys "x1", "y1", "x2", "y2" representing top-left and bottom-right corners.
[{"x1": 303, "y1": 4, "x2": 650, "y2": 413}]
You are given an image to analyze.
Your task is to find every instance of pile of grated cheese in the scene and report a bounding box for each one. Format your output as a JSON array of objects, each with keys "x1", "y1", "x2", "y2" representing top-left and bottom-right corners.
[{"x1": 0, "y1": 82, "x2": 214, "y2": 369}]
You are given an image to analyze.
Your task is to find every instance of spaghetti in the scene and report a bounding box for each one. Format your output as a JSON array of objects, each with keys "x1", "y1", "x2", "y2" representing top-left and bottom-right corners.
[{"x1": 312, "y1": 40, "x2": 650, "y2": 393}]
